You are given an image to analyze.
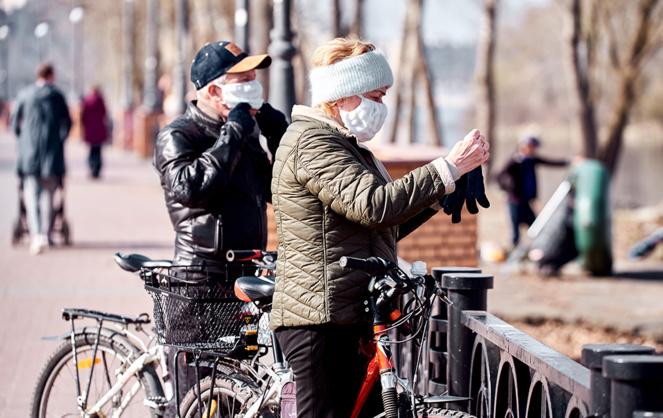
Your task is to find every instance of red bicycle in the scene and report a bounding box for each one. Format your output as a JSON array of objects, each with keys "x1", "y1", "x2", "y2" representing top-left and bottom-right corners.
[{"x1": 178, "y1": 253, "x2": 476, "y2": 418}]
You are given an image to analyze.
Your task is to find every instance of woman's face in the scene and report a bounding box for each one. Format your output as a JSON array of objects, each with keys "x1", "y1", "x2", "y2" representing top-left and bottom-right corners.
[{"x1": 337, "y1": 86, "x2": 388, "y2": 112}]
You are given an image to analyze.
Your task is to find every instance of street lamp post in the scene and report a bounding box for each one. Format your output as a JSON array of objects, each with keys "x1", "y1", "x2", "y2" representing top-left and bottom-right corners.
[
  {"x1": 172, "y1": 0, "x2": 188, "y2": 116},
  {"x1": 0, "y1": 24, "x2": 9, "y2": 100},
  {"x1": 121, "y1": 0, "x2": 135, "y2": 150},
  {"x1": 69, "y1": 5, "x2": 84, "y2": 101},
  {"x1": 123, "y1": 0, "x2": 134, "y2": 110},
  {"x1": 142, "y1": 0, "x2": 159, "y2": 112},
  {"x1": 268, "y1": 0, "x2": 296, "y2": 122},
  {"x1": 34, "y1": 22, "x2": 49, "y2": 62},
  {"x1": 235, "y1": 0, "x2": 249, "y2": 53}
]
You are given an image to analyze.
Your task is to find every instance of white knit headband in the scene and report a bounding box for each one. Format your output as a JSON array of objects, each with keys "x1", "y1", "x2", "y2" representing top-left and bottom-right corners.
[{"x1": 309, "y1": 50, "x2": 394, "y2": 106}]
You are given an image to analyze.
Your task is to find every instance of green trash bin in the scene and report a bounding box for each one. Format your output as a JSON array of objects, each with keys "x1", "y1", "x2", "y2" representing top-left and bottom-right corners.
[{"x1": 572, "y1": 159, "x2": 613, "y2": 276}]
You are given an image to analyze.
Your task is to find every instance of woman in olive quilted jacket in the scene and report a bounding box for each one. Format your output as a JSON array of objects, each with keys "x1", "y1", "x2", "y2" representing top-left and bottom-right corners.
[{"x1": 270, "y1": 37, "x2": 490, "y2": 417}]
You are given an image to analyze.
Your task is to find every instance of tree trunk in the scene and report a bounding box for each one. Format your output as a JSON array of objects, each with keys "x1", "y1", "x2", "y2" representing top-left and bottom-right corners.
[
  {"x1": 350, "y1": 0, "x2": 363, "y2": 37},
  {"x1": 332, "y1": 0, "x2": 342, "y2": 37},
  {"x1": 564, "y1": 0, "x2": 599, "y2": 158},
  {"x1": 252, "y1": 0, "x2": 272, "y2": 99},
  {"x1": 387, "y1": 0, "x2": 417, "y2": 144},
  {"x1": 474, "y1": 0, "x2": 497, "y2": 173}
]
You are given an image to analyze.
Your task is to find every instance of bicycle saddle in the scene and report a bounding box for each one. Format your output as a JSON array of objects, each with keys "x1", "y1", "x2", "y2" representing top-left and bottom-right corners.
[
  {"x1": 114, "y1": 252, "x2": 173, "y2": 272},
  {"x1": 234, "y1": 275, "x2": 275, "y2": 304}
]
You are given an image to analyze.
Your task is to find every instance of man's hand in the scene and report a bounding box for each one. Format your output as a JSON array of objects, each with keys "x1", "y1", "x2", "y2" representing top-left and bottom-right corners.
[
  {"x1": 447, "y1": 129, "x2": 490, "y2": 176},
  {"x1": 256, "y1": 103, "x2": 288, "y2": 137},
  {"x1": 227, "y1": 102, "x2": 255, "y2": 135}
]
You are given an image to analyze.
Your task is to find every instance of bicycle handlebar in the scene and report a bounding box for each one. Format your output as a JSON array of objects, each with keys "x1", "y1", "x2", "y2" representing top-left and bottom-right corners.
[
  {"x1": 225, "y1": 249, "x2": 277, "y2": 262},
  {"x1": 339, "y1": 256, "x2": 397, "y2": 277}
]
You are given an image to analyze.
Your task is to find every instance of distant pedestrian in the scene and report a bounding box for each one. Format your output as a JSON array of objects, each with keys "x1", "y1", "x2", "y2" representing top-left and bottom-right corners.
[
  {"x1": 10, "y1": 62, "x2": 72, "y2": 255},
  {"x1": 497, "y1": 134, "x2": 570, "y2": 248},
  {"x1": 80, "y1": 85, "x2": 109, "y2": 179}
]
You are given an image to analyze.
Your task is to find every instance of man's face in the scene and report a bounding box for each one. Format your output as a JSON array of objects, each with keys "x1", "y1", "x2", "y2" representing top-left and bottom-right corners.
[
  {"x1": 519, "y1": 142, "x2": 537, "y2": 156},
  {"x1": 212, "y1": 70, "x2": 258, "y2": 118}
]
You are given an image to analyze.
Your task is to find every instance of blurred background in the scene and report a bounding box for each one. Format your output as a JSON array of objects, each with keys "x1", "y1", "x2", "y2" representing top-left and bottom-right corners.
[{"x1": 0, "y1": 0, "x2": 661, "y2": 207}]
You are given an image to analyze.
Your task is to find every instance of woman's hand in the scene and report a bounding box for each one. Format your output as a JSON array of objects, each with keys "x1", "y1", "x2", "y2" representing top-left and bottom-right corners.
[{"x1": 446, "y1": 129, "x2": 490, "y2": 176}]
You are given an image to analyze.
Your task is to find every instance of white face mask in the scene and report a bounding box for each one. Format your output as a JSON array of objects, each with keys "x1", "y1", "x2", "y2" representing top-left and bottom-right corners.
[
  {"x1": 217, "y1": 79, "x2": 264, "y2": 110},
  {"x1": 339, "y1": 95, "x2": 388, "y2": 143}
]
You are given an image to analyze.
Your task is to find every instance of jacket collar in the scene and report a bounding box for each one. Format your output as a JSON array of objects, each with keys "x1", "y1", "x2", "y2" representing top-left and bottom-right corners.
[
  {"x1": 291, "y1": 105, "x2": 392, "y2": 182},
  {"x1": 292, "y1": 105, "x2": 353, "y2": 137},
  {"x1": 185, "y1": 101, "x2": 225, "y2": 135}
]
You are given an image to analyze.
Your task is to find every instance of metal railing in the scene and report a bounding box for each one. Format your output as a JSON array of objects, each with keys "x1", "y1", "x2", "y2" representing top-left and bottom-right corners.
[{"x1": 408, "y1": 268, "x2": 663, "y2": 418}]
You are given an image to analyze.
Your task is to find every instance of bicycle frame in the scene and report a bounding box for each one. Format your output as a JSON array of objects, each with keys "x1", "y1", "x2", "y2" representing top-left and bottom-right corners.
[
  {"x1": 55, "y1": 309, "x2": 167, "y2": 417},
  {"x1": 351, "y1": 294, "x2": 417, "y2": 417}
]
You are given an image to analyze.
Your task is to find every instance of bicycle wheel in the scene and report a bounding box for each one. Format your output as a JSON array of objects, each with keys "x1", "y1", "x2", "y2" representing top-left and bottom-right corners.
[
  {"x1": 418, "y1": 407, "x2": 477, "y2": 418},
  {"x1": 179, "y1": 374, "x2": 264, "y2": 418},
  {"x1": 30, "y1": 332, "x2": 164, "y2": 418}
]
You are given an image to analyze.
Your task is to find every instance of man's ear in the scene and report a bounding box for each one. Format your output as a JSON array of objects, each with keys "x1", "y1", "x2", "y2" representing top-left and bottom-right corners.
[{"x1": 207, "y1": 83, "x2": 223, "y2": 103}]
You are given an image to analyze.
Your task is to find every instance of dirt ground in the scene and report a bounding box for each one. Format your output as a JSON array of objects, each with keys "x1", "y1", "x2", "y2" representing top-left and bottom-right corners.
[{"x1": 476, "y1": 182, "x2": 663, "y2": 361}]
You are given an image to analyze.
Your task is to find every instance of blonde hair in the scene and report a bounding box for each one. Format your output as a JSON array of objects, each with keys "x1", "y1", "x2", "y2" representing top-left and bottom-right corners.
[{"x1": 311, "y1": 38, "x2": 376, "y2": 117}]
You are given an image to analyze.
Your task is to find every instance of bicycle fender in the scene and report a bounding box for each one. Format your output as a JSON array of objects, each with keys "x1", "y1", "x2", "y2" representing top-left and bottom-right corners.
[{"x1": 40, "y1": 326, "x2": 143, "y2": 359}]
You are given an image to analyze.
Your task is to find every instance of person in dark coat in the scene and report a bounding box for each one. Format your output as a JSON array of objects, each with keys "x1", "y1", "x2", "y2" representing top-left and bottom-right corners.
[
  {"x1": 80, "y1": 85, "x2": 108, "y2": 178},
  {"x1": 497, "y1": 135, "x2": 569, "y2": 247},
  {"x1": 153, "y1": 41, "x2": 288, "y2": 417},
  {"x1": 10, "y1": 62, "x2": 71, "y2": 255}
]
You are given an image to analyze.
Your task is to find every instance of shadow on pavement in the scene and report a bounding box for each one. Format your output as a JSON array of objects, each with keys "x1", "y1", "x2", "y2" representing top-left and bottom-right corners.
[
  {"x1": 27, "y1": 242, "x2": 173, "y2": 251},
  {"x1": 611, "y1": 270, "x2": 663, "y2": 281}
]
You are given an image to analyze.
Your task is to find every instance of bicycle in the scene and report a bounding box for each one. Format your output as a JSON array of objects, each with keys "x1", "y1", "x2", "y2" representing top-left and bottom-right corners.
[
  {"x1": 29, "y1": 253, "x2": 173, "y2": 417},
  {"x1": 29, "y1": 250, "x2": 275, "y2": 418},
  {"x1": 178, "y1": 255, "x2": 477, "y2": 418}
]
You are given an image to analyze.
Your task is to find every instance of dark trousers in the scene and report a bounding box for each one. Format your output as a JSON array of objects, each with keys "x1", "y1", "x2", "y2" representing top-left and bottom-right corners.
[
  {"x1": 88, "y1": 145, "x2": 102, "y2": 178},
  {"x1": 276, "y1": 323, "x2": 383, "y2": 418},
  {"x1": 508, "y1": 199, "x2": 536, "y2": 246}
]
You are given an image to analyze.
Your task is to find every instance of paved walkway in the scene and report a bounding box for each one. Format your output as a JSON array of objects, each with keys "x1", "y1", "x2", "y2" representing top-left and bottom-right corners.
[
  {"x1": 0, "y1": 129, "x2": 661, "y2": 416},
  {"x1": 0, "y1": 131, "x2": 173, "y2": 417}
]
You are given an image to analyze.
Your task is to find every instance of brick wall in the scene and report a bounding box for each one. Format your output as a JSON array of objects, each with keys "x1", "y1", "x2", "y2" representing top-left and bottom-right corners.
[{"x1": 265, "y1": 145, "x2": 479, "y2": 269}]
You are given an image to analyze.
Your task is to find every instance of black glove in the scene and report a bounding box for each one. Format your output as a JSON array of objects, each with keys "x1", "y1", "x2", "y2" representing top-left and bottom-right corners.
[
  {"x1": 227, "y1": 102, "x2": 255, "y2": 135},
  {"x1": 464, "y1": 166, "x2": 490, "y2": 214},
  {"x1": 256, "y1": 103, "x2": 288, "y2": 156},
  {"x1": 256, "y1": 103, "x2": 288, "y2": 137},
  {"x1": 442, "y1": 174, "x2": 468, "y2": 224}
]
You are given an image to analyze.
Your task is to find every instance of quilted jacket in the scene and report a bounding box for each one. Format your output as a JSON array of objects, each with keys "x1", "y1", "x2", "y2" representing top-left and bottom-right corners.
[{"x1": 270, "y1": 105, "x2": 458, "y2": 329}]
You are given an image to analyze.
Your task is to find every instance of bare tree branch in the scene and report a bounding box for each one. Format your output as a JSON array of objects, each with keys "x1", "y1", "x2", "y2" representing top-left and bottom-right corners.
[{"x1": 598, "y1": 0, "x2": 659, "y2": 171}]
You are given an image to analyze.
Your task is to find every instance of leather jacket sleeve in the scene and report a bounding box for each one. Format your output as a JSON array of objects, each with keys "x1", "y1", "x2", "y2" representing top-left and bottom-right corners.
[
  {"x1": 397, "y1": 207, "x2": 439, "y2": 241},
  {"x1": 154, "y1": 120, "x2": 246, "y2": 208}
]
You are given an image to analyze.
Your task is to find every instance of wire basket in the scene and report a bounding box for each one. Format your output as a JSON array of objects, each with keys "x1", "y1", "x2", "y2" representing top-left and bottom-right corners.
[{"x1": 142, "y1": 263, "x2": 262, "y2": 352}]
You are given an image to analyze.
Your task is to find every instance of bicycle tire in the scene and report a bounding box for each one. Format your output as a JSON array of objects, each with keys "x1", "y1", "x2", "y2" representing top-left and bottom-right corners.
[
  {"x1": 417, "y1": 407, "x2": 477, "y2": 418},
  {"x1": 29, "y1": 331, "x2": 164, "y2": 418},
  {"x1": 179, "y1": 374, "x2": 266, "y2": 418}
]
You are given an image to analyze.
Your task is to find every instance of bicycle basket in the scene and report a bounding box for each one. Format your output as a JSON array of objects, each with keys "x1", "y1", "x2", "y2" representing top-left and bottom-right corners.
[{"x1": 142, "y1": 263, "x2": 262, "y2": 352}]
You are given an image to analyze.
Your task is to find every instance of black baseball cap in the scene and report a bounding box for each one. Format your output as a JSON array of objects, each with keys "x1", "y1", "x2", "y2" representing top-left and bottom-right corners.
[{"x1": 190, "y1": 41, "x2": 272, "y2": 90}]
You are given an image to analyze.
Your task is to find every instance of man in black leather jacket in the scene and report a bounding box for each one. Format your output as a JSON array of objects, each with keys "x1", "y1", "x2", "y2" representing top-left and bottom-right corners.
[
  {"x1": 154, "y1": 41, "x2": 287, "y2": 267},
  {"x1": 153, "y1": 41, "x2": 287, "y2": 416}
]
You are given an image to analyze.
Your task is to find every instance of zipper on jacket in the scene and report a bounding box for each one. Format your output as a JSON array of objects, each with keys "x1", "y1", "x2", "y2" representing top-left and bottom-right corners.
[{"x1": 321, "y1": 204, "x2": 329, "y2": 320}]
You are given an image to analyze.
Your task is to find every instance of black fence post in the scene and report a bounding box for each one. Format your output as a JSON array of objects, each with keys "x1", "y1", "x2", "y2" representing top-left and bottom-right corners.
[
  {"x1": 428, "y1": 267, "x2": 481, "y2": 396},
  {"x1": 268, "y1": 0, "x2": 296, "y2": 122},
  {"x1": 581, "y1": 344, "x2": 656, "y2": 418},
  {"x1": 442, "y1": 272, "x2": 493, "y2": 411},
  {"x1": 603, "y1": 354, "x2": 663, "y2": 418}
]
